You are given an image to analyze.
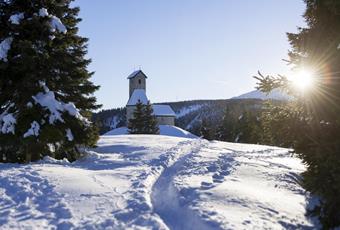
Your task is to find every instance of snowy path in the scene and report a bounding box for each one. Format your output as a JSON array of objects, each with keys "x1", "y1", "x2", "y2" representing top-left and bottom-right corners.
[
  {"x1": 170, "y1": 142, "x2": 318, "y2": 229},
  {"x1": 0, "y1": 135, "x2": 319, "y2": 229},
  {"x1": 151, "y1": 140, "x2": 213, "y2": 230}
]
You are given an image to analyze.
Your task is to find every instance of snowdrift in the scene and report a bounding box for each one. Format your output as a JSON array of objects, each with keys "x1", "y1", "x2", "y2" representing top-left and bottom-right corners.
[
  {"x1": 0, "y1": 135, "x2": 318, "y2": 229},
  {"x1": 104, "y1": 125, "x2": 198, "y2": 139}
]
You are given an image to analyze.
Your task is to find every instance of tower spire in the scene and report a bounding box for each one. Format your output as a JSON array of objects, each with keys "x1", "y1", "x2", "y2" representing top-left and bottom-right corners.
[{"x1": 127, "y1": 70, "x2": 147, "y2": 98}]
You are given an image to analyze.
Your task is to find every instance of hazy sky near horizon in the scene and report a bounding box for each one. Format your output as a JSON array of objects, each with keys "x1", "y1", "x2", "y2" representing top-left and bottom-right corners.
[{"x1": 74, "y1": 0, "x2": 306, "y2": 109}]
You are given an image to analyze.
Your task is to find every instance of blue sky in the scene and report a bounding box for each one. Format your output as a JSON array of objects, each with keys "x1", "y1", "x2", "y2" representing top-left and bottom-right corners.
[{"x1": 74, "y1": 1, "x2": 306, "y2": 109}]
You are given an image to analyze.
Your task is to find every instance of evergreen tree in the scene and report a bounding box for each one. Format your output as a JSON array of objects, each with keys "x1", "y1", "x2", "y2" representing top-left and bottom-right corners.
[
  {"x1": 128, "y1": 102, "x2": 145, "y2": 134},
  {"x1": 200, "y1": 119, "x2": 212, "y2": 140},
  {"x1": 0, "y1": 0, "x2": 100, "y2": 163},
  {"x1": 234, "y1": 113, "x2": 247, "y2": 143},
  {"x1": 255, "y1": 0, "x2": 340, "y2": 227},
  {"x1": 143, "y1": 102, "x2": 159, "y2": 134},
  {"x1": 216, "y1": 107, "x2": 235, "y2": 141},
  {"x1": 259, "y1": 102, "x2": 300, "y2": 147},
  {"x1": 234, "y1": 111, "x2": 262, "y2": 144},
  {"x1": 128, "y1": 102, "x2": 159, "y2": 135}
]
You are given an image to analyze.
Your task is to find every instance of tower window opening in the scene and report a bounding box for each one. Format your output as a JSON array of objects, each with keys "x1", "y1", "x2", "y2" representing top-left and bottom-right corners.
[{"x1": 138, "y1": 79, "x2": 141, "y2": 84}]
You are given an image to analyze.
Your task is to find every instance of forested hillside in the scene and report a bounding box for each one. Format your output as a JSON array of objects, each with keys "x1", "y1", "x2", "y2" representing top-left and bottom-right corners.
[{"x1": 92, "y1": 99, "x2": 286, "y2": 144}]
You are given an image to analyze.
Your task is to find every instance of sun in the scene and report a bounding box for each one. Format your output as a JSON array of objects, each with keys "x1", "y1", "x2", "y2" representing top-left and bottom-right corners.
[{"x1": 288, "y1": 69, "x2": 314, "y2": 91}]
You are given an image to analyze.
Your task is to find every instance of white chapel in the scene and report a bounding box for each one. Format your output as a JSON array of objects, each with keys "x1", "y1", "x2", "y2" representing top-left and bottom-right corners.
[{"x1": 126, "y1": 70, "x2": 176, "y2": 126}]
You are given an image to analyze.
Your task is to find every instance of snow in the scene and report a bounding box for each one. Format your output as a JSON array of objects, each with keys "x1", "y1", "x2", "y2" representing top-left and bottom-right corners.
[
  {"x1": 47, "y1": 143, "x2": 56, "y2": 153},
  {"x1": 65, "y1": 128, "x2": 74, "y2": 141},
  {"x1": 0, "y1": 136, "x2": 319, "y2": 229},
  {"x1": 109, "y1": 116, "x2": 119, "y2": 129},
  {"x1": 26, "y1": 102, "x2": 33, "y2": 108},
  {"x1": 50, "y1": 16, "x2": 67, "y2": 34},
  {"x1": 152, "y1": 104, "x2": 176, "y2": 117},
  {"x1": 23, "y1": 121, "x2": 40, "y2": 138},
  {"x1": 0, "y1": 37, "x2": 13, "y2": 62},
  {"x1": 38, "y1": 8, "x2": 67, "y2": 34},
  {"x1": 126, "y1": 89, "x2": 149, "y2": 106},
  {"x1": 0, "y1": 113, "x2": 16, "y2": 134},
  {"x1": 104, "y1": 126, "x2": 127, "y2": 135},
  {"x1": 233, "y1": 88, "x2": 290, "y2": 100},
  {"x1": 127, "y1": 70, "x2": 147, "y2": 79},
  {"x1": 39, "y1": 80, "x2": 49, "y2": 92},
  {"x1": 9, "y1": 13, "x2": 24, "y2": 25},
  {"x1": 104, "y1": 125, "x2": 198, "y2": 139},
  {"x1": 33, "y1": 91, "x2": 65, "y2": 124},
  {"x1": 176, "y1": 104, "x2": 203, "y2": 118},
  {"x1": 159, "y1": 125, "x2": 197, "y2": 139},
  {"x1": 63, "y1": 102, "x2": 88, "y2": 123},
  {"x1": 38, "y1": 8, "x2": 49, "y2": 17},
  {"x1": 32, "y1": 83, "x2": 88, "y2": 125},
  {"x1": 186, "y1": 114, "x2": 200, "y2": 130}
]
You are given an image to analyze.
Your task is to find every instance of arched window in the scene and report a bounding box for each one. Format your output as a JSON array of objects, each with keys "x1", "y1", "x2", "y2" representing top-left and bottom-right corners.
[{"x1": 138, "y1": 79, "x2": 141, "y2": 84}]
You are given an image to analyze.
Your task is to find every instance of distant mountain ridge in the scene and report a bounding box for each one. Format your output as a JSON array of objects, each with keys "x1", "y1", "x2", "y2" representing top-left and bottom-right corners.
[
  {"x1": 233, "y1": 88, "x2": 289, "y2": 100},
  {"x1": 92, "y1": 88, "x2": 289, "y2": 135},
  {"x1": 93, "y1": 98, "x2": 267, "y2": 135}
]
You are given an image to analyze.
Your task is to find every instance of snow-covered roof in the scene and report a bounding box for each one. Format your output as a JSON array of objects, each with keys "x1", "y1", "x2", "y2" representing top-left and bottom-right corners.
[
  {"x1": 127, "y1": 70, "x2": 148, "y2": 79},
  {"x1": 127, "y1": 89, "x2": 149, "y2": 106},
  {"x1": 152, "y1": 105, "x2": 175, "y2": 117}
]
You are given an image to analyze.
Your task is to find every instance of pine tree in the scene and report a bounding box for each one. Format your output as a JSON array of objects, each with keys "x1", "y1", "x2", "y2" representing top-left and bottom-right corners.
[
  {"x1": 128, "y1": 102, "x2": 145, "y2": 134},
  {"x1": 234, "y1": 111, "x2": 261, "y2": 144},
  {"x1": 216, "y1": 107, "x2": 235, "y2": 141},
  {"x1": 143, "y1": 102, "x2": 159, "y2": 134},
  {"x1": 255, "y1": 0, "x2": 340, "y2": 227},
  {"x1": 0, "y1": 0, "x2": 100, "y2": 163},
  {"x1": 200, "y1": 119, "x2": 212, "y2": 140},
  {"x1": 128, "y1": 102, "x2": 159, "y2": 135}
]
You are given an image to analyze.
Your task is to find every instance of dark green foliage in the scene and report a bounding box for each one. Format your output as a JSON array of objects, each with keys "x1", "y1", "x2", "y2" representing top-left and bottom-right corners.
[
  {"x1": 200, "y1": 119, "x2": 212, "y2": 140},
  {"x1": 95, "y1": 99, "x2": 271, "y2": 142},
  {"x1": 216, "y1": 108, "x2": 234, "y2": 141},
  {"x1": 92, "y1": 107, "x2": 126, "y2": 134},
  {"x1": 256, "y1": 0, "x2": 340, "y2": 227},
  {"x1": 128, "y1": 102, "x2": 159, "y2": 134},
  {"x1": 128, "y1": 102, "x2": 145, "y2": 134},
  {"x1": 93, "y1": 99, "x2": 267, "y2": 138},
  {"x1": 0, "y1": 0, "x2": 100, "y2": 163},
  {"x1": 143, "y1": 102, "x2": 159, "y2": 134},
  {"x1": 260, "y1": 102, "x2": 302, "y2": 147},
  {"x1": 234, "y1": 111, "x2": 262, "y2": 144},
  {"x1": 215, "y1": 107, "x2": 263, "y2": 143},
  {"x1": 173, "y1": 99, "x2": 267, "y2": 139}
]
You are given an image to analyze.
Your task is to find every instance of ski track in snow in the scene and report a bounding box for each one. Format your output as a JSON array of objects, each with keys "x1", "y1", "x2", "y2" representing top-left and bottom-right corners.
[
  {"x1": 0, "y1": 135, "x2": 319, "y2": 229},
  {"x1": 111, "y1": 139, "x2": 205, "y2": 228},
  {"x1": 151, "y1": 140, "x2": 213, "y2": 230}
]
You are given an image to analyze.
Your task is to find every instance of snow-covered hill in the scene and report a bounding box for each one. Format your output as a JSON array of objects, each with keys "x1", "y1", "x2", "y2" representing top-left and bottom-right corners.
[
  {"x1": 0, "y1": 135, "x2": 318, "y2": 229},
  {"x1": 104, "y1": 125, "x2": 198, "y2": 139},
  {"x1": 233, "y1": 88, "x2": 290, "y2": 100}
]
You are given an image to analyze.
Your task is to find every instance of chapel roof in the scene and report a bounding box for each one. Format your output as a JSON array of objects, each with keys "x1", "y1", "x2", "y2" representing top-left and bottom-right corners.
[
  {"x1": 127, "y1": 70, "x2": 148, "y2": 79},
  {"x1": 127, "y1": 89, "x2": 149, "y2": 106},
  {"x1": 152, "y1": 105, "x2": 176, "y2": 117}
]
